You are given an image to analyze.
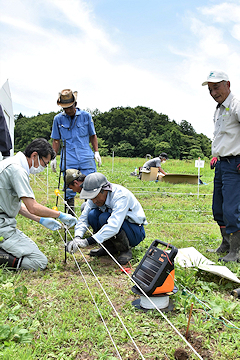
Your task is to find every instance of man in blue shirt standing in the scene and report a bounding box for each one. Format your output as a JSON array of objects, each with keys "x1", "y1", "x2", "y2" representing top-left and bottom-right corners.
[{"x1": 51, "y1": 89, "x2": 101, "y2": 216}]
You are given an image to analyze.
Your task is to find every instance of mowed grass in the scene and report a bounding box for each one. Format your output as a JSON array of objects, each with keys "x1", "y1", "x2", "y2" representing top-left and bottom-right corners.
[{"x1": 1, "y1": 156, "x2": 240, "y2": 360}]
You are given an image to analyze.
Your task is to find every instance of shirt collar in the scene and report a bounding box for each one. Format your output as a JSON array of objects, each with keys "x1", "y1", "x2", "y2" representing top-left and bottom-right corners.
[
  {"x1": 14, "y1": 151, "x2": 30, "y2": 175},
  {"x1": 220, "y1": 92, "x2": 233, "y2": 109}
]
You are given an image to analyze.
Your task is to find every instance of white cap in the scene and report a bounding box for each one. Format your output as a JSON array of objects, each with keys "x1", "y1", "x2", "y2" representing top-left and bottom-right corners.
[{"x1": 202, "y1": 71, "x2": 229, "y2": 86}]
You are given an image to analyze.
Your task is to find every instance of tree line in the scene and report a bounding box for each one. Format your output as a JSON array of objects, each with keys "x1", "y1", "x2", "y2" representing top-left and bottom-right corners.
[{"x1": 14, "y1": 106, "x2": 211, "y2": 159}]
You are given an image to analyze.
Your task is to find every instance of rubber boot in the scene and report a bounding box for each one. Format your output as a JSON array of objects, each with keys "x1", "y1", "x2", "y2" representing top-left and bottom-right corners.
[
  {"x1": 219, "y1": 231, "x2": 240, "y2": 262},
  {"x1": 207, "y1": 227, "x2": 230, "y2": 253},
  {"x1": 0, "y1": 248, "x2": 22, "y2": 269},
  {"x1": 90, "y1": 239, "x2": 118, "y2": 257},
  {"x1": 114, "y1": 230, "x2": 132, "y2": 265},
  {"x1": 67, "y1": 198, "x2": 75, "y2": 217}
]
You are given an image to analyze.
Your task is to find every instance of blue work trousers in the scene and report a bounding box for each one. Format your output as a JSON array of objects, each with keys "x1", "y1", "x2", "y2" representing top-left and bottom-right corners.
[
  {"x1": 213, "y1": 157, "x2": 240, "y2": 233},
  {"x1": 88, "y1": 209, "x2": 145, "y2": 247}
]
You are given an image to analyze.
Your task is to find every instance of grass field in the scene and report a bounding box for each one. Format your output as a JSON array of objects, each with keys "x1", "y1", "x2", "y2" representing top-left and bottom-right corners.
[{"x1": 0, "y1": 156, "x2": 240, "y2": 360}]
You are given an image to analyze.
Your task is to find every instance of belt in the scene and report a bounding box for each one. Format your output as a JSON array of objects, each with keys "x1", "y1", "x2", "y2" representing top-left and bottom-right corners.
[{"x1": 219, "y1": 155, "x2": 240, "y2": 160}]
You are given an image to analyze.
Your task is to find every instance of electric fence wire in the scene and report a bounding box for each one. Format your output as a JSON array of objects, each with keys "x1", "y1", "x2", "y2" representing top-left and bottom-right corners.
[
  {"x1": 33, "y1": 170, "x2": 219, "y2": 358},
  {"x1": 54, "y1": 191, "x2": 204, "y2": 360},
  {"x1": 56, "y1": 230, "x2": 123, "y2": 360},
  {"x1": 57, "y1": 228, "x2": 145, "y2": 360},
  {"x1": 134, "y1": 191, "x2": 213, "y2": 196},
  {"x1": 31, "y1": 171, "x2": 214, "y2": 198},
  {"x1": 175, "y1": 279, "x2": 240, "y2": 330},
  {"x1": 65, "y1": 228, "x2": 204, "y2": 360}
]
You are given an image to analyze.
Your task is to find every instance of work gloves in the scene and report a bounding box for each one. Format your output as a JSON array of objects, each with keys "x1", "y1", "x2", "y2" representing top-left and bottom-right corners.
[
  {"x1": 210, "y1": 157, "x2": 218, "y2": 169},
  {"x1": 67, "y1": 236, "x2": 89, "y2": 253},
  {"x1": 58, "y1": 212, "x2": 78, "y2": 227},
  {"x1": 94, "y1": 151, "x2": 102, "y2": 167},
  {"x1": 39, "y1": 217, "x2": 62, "y2": 231},
  {"x1": 50, "y1": 158, "x2": 57, "y2": 172}
]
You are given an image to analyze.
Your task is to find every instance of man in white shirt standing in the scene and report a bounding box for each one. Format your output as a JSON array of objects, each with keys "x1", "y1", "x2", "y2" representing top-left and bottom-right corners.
[{"x1": 202, "y1": 71, "x2": 240, "y2": 262}]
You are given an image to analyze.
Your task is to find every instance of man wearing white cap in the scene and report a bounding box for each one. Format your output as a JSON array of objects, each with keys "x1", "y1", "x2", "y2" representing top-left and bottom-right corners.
[
  {"x1": 67, "y1": 172, "x2": 147, "y2": 265},
  {"x1": 50, "y1": 89, "x2": 101, "y2": 216},
  {"x1": 202, "y1": 71, "x2": 240, "y2": 262}
]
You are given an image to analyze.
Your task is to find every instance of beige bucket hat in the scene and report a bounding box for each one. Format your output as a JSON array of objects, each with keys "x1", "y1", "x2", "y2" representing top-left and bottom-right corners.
[{"x1": 57, "y1": 89, "x2": 78, "y2": 108}]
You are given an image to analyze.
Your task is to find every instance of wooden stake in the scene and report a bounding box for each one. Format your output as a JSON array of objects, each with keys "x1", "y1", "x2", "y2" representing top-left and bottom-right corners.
[{"x1": 185, "y1": 302, "x2": 194, "y2": 338}]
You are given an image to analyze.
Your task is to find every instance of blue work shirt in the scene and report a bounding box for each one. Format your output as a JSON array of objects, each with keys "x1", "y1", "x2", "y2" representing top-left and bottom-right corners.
[{"x1": 51, "y1": 108, "x2": 96, "y2": 170}]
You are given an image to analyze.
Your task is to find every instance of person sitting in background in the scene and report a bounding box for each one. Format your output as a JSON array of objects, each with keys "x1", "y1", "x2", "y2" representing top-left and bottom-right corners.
[
  {"x1": 67, "y1": 172, "x2": 147, "y2": 265},
  {"x1": 142, "y1": 152, "x2": 168, "y2": 175}
]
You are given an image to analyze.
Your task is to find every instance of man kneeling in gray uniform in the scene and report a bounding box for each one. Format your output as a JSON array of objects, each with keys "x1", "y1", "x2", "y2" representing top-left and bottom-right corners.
[{"x1": 0, "y1": 138, "x2": 77, "y2": 270}]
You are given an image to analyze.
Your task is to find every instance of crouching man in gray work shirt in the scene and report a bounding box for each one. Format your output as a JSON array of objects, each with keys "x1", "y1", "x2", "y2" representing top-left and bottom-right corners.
[
  {"x1": 0, "y1": 138, "x2": 77, "y2": 270},
  {"x1": 67, "y1": 172, "x2": 147, "y2": 265}
]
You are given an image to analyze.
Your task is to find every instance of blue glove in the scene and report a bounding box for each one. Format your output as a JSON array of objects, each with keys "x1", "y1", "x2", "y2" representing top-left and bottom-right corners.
[
  {"x1": 58, "y1": 212, "x2": 78, "y2": 227},
  {"x1": 39, "y1": 217, "x2": 61, "y2": 231}
]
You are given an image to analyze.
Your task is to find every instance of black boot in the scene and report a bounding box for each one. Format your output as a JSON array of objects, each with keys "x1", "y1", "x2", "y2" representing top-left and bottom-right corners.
[
  {"x1": 114, "y1": 230, "x2": 132, "y2": 265},
  {"x1": 90, "y1": 239, "x2": 118, "y2": 257},
  {"x1": 207, "y1": 227, "x2": 230, "y2": 253},
  {"x1": 0, "y1": 248, "x2": 22, "y2": 269},
  {"x1": 219, "y1": 231, "x2": 240, "y2": 262},
  {"x1": 67, "y1": 198, "x2": 75, "y2": 217}
]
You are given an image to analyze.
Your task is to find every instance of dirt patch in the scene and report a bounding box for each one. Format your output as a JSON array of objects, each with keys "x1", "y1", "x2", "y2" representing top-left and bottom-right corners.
[{"x1": 179, "y1": 331, "x2": 214, "y2": 360}]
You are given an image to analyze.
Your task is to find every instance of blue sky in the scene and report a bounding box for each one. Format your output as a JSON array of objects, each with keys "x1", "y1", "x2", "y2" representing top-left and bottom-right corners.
[{"x1": 1, "y1": 0, "x2": 240, "y2": 138}]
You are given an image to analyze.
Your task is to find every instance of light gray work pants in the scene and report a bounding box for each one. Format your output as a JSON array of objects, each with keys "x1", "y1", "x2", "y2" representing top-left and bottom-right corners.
[{"x1": 0, "y1": 215, "x2": 47, "y2": 270}]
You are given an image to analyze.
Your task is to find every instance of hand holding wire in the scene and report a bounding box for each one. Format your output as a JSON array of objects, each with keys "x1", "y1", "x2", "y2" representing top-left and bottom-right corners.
[
  {"x1": 39, "y1": 217, "x2": 62, "y2": 230},
  {"x1": 67, "y1": 236, "x2": 89, "y2": 253},
  {"x1": 58, "y1": 212, "x2": 78, "y2": 227}
]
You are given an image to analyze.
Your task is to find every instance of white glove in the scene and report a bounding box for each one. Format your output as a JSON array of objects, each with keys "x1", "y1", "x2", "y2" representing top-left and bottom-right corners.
[
  {"x1": 39, "y1": 217, "x2": 61, "y2": 231},
  {"x1": 50, "y1": 158, "x2": 57, "y2": 172},
  {"x1": 66, "y1": 237, "x2": 89, "y2": 253},
  {"x1": 94, "y1": 151, "x2": 102, "y2": 167},
  {"x1": 58, "y1": 212, "x2": 78, "y2": 227}
]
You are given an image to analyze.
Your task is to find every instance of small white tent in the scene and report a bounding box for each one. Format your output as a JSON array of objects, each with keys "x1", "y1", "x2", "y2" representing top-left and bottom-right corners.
[{"x1": 0, "y1": 80, "x2": 14, "y2": 159}]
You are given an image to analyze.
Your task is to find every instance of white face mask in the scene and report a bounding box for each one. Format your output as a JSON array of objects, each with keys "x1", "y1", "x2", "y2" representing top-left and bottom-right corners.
[
  {"x1": 161, "y1": 160, "x2": 166, "y2": 164},
  {"x1": 30, "y1": 155, "x2": 45, "y2": 174}
]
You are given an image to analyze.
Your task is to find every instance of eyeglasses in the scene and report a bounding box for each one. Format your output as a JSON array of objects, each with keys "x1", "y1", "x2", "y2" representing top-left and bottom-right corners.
[{"x1": 41, "y1": 157, "x2": 49, "y2": 168}]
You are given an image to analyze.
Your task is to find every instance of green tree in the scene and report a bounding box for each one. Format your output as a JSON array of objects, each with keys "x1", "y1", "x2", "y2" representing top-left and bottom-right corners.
[
  {"x1": 154, "y1": 141, "x2": 171, "y2": 157},
  {"x1": 112, "y1": 141, "x2": 135, "y2": 157}
]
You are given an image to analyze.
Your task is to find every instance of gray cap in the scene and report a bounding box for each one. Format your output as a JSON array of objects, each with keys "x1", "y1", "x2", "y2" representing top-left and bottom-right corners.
[
  {"x1": 66, "y1": 169, "x2": 82, "y2": 186},
  {"x1": 80, "y1": 172, "x2": 108, "y2": 199}
]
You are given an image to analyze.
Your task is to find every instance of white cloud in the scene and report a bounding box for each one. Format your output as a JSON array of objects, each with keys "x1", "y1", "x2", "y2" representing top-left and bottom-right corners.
[
  {"x1": 200, "y1": 2, "x2": 240, "y2": 23},
  {"x1": 48, "y1": 0, "x2": 118, "y2": 52},
  {"x1": 1, "y1": 0, "x2": 240, "y2": 139}
]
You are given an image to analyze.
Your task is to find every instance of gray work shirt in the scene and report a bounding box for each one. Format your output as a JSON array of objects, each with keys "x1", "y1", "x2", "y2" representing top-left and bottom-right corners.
[
  {"x1": 143, "y1": 157, "x2": 161, "y2": 170},
  {"x1": 212, "y1": 92, "x2": 240, "y2": 157},
  {"x1": 75, "y1": 183, "x2": 147, "y2": 243},
  {"x1": 0, "y1": 152, "x2": 34, "y2": 219}
]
